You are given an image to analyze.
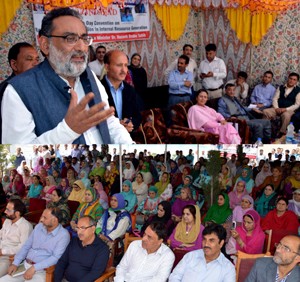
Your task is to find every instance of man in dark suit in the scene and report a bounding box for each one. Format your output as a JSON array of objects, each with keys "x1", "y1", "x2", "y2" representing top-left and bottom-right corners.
[
  {"x1": 101, "y1": 50, "x2": 141, "y2": 133},
  {"x1": 245, "y1": 235, "x2": 300, "y2": 282}
]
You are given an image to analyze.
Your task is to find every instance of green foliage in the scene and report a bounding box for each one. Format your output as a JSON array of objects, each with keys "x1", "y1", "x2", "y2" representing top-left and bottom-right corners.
[{"x1": 0, "y1": 145, "x2": 11, "y2": 177}]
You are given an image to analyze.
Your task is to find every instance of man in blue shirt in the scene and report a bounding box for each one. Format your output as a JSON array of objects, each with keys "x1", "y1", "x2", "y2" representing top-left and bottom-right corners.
[
  {"x1": 218, "y1": 84, "x2": 271, "y2": 143},
  {"x1": 0, "y1": 207, "x2": 70, "y2": 282},
  {"x1": 168, "y1": 54, "x2": 193, "y2": 108},
  {"x1": 169, "y1": 223, "x2": 235, "y2": 282},
  {"x1": 250, "y1": 70, "x2": 276, "y2": 113}
]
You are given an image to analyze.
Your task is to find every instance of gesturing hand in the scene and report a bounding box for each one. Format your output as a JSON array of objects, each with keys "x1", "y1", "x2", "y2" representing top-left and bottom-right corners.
[{"x1": 65, "y1": 89, "x2": 115, "y2": 134}]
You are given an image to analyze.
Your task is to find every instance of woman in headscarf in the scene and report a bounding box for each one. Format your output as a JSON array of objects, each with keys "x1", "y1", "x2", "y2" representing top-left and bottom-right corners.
[
  {"x1": 96, "y1": 193, "x2": 131, "y2": 243},
  {"x1": 27, "y1": 175, "x2": 43, "y2": 199},
  {"x1": 41, "y1": 175, "x2": 57, "y2": 203},
  {"x1": 255, "y1": 184, "x2": 278, "y2": 217},
  {"x1": 57, "y1": 178, "x2": 72, "y2": 198},
  {"x1": 33, "y1": 157, "x2": 44, "y2": 174},
  {"x1": 22, "y1": 167, "x2": 33, "y2": 188},
  {"x1": 283, "y1": 166, "x2": 300, "y2": 199},
  {"x1": 255, "y1": 162, "x2": 272, "y2": 187},
  {"x1": 89, "y1": 159, "x2": 105, "y2": 180},
  {"x1": 94, "y1": 181, "x2": 109, "y2": 210},
  {"x1": 140, "y1": 201, "x2": 175, "y2": 237},
  {"x1": 172, "y1": 187, "x2": 196, "y2": 223},
  {"x1": 121, "y1": 180, "x2": 138, "y2": 213},
  {"x1": 218, "y1": 164, "x2": 233, "y2": 192},
  {"x1": 172, "y1": 175, "x2": 195, "y2": 202},
  {"x1": 204, "y1": 193, "x2": 232, "y2": 225},
  {"x1": 52, "y1": 168, "x2": 62, "y2": 186},
  {"x1": 234, "y1": 167, "x2": 254, "y2": 194},
  {"x1": 104, "y1": 161, "x2": 120, "y2": 193},
  {"x1": 70, "y1": 187, "x2": 103, "y2": 235},
  {"x1": 154, "y1": 172, "x2": 172, "y2": 198},
  {"x1": 17, "y1": 160, "x2": 27, "y2": 175},
  {"x1": 139, "y1": 162, "x2": 153, "y2": 185},
  {"x1": 226, "y1": 210, "x2": 265, "y2": 260},
  {"x1": 288, "y1": 189, "x2": 300, "y2": 219},
  {"x1": 132, "y1": 173, "x2": 148, "y2": 205},
  {"x1": 123, "y1": 161, "x2": 136, "y2": 181},
  {"x1": 231, "y1": 195, "x2": 254, "y2": 224},
  {"x1": 68, "y1": 180, "x2": 86, "y2": 203},
  {"x1": 228, "y1": 180, "x2": 248, "y2": 209},
  {"x1": 67, "y1": 169, "x2": 77, "y2": 187},
  {"x1": 191, "y1": 162, "x2": 201, "y2": 182},
  {"x1": 79, "y1": 170, "x2": 91, "y2": 189},
  {"x1": 169, "y1": 205, "x2": 204, "y2": 251},
  {"x1": 169, "y1": 160, "x2": 182, "y2": 189},
  {"x1": 47, "y1": 188, "x2": 70, "y2": 226},
  {"x1": 137, "y1": 186, "x2": 160, "y2": 220},
  {"x1": 10, "y1": 173, "x2": 26, "y2": 197},
  {"x1": 2, "y1": 175, "x2": 10, "y2": 194}
]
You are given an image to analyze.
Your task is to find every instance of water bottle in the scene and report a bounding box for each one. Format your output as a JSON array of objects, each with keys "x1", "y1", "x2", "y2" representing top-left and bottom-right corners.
[
  {"x1": 286, "y1": 122, "x2": 295, "y2": 144},
  {"x1": 255, "y1": 138, "x2": 263, "y2": 146}
]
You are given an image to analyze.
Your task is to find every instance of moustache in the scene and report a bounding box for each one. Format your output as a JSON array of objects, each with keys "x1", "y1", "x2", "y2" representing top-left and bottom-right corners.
[{"x1": 203, "y1": 246, "x2": 211, "y2": 250}]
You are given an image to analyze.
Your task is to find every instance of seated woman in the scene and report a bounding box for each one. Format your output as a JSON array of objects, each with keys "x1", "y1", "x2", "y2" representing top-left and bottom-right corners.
[
  {"x1": 255, "y1": 184, "x2": 277, "y2": 217},
  {"x1": 154, "y1": 172, "x2": 173, "y2": 201},
  {"x1": 89, "y1": 159, "x2": 105, "y2": 180},
  {"x1": 136, "y1": 186, "x2": 160, "y2": 222},
  {"x1": 47, "y1": 188, "x2": 71, "y2": 226},
  {"x1": 69, "y1": 187, "x2": 104, "y2": 236},
  {"x1": 231, "y1": 195, "x2": 254, "y2": 224},
  {"x1": 94, "y1": 181, "x2": 109, "y2": 210},
  {"x1": 27, "y1": 175, "x2": 43, "y2": 199},
  {"x1": 121, "y1": 180, "x2": 138, "y2": 213},
  {"x1": 288, "y1": 189, "x2": 300, "y2": 220},
  {"x1": 79, "y1": 170, "x2": 91, "y2": 189},
  {"x1": 234, "y1": 167, "x2": 254, "y2": 194},
  {"x1": 57, "y1": 178, "x2": 71, "y2": 198},
  {"x1": 104, "y1": 161, "x2": 120, "y2": 194},
  {"x1": 139, "y1": 162, "x2": 153, "y2": 185},
  {"x1": 261, "y1": 197, "x2": 299, "y2": 254},
  {"x1": 172, "y1": 187, "x2": 196, "y2": 223},
  {"x1": 41, "y1": 175, "x2": 57, "y2": 203},
  {"x1": 226, "y1": 210, "x2": 265, "y2": 260},
  {"x1": 132, "y1": 173, "x2": 148, "y2": 205},
  {"x1": 187, "y1": 89, "x2": 241, "y2": 144},
  {"x1": 67, "y1": 168, "x2": 77, "y2": 187},
  {"x1": 204, "y1": 193, "x2": 232, "y2": 225},
  {"x1": 52, "y1": 168, "x2": 62, "y2": 186},
  {"x1": 218, "y1": 164, "x2": 232, "y2": 192},
  {"x1": 228, "y1": 180, "x2": 248, "y2": 209},
  {"x1": 173, "y1": 175, "x2": 195, "y2": 202},
  {"x1": 283, "y1": 166, "x2": 300, "y2": 199},
  {"x1": 140, "y1": 201, "x2": 175, "y2": 237},
  {"x1": 68, "y1": 180, "x2": 86, "y2": 204},
  {"x1": 123, "y1": 161, "x2": 136, "y2": 181},
  {"x1": 255, "y1": 162, "x2": 272, "y2": 187},
  {"x1": 169, "y1": 205, "x2": 204, "y2": 251},
  {"x1": 169, "y1": 160, "x2": 183, "y2": 189},
  {"x1": 96, "y1": 193, "x2": 131, "y2": 243}
]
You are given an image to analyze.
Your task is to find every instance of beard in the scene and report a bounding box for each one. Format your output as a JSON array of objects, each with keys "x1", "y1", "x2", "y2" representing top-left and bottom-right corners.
[
  {"x1": 48, "y1": 42, "x2": 88, "y2": 78},
  {"x1": 5, "y1": 214, "x2": 16, "y2": 221},
  {"x1": 273, "y1": 252, "x2": 295, "y2": 266}
]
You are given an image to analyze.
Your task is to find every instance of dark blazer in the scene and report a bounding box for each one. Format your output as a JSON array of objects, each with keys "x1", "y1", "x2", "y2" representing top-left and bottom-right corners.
[
  {"x1": 245, "y1": 257, "x2": 300, "y2": 282},
  {"x1": 101, "y1": 76, "x2": 142, "y2": 130}
]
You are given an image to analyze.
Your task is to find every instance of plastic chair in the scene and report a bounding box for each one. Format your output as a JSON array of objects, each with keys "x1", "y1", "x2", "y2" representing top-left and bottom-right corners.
[{"x1": 124, "y1": 232, "x2": 142, "y2": 252}]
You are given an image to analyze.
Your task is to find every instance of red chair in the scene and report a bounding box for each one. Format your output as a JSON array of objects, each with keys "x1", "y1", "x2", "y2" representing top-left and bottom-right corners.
[
  {"x1": 67, "y1": 200, "x2": 80, "y2": 218},
  {"x1": 24, "y1": 198, "x2": 46, "y2": 225}
]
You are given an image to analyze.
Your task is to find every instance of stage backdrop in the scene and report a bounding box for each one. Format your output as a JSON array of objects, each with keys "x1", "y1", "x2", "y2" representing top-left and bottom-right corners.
[{"x1": 0, "y1": 1, "x2": 299, "y2": 88}]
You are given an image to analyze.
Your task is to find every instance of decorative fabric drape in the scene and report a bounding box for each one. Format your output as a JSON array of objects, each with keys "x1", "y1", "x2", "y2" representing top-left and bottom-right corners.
[
  {"x1": 27, "y1": 0, "x2": 117, "y2": 9},
  {"x1": 225, "y1": 7, "x2": 277, "y2": 46},
  {"x1": 0, "y1": 0, "x2": 23, "y2": 36},
  {"x1": 153, "y1": 3, "x2": 190, "y2": 41}
]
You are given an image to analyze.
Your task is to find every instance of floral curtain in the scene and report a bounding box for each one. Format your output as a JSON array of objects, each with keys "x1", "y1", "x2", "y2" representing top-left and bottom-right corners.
[{"x1": 0, "y1": 0, "x2": 23, "y2": 36}]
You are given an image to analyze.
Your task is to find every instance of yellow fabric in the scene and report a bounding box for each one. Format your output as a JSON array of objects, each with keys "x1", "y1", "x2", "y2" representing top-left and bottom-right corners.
[
  {"x1": 225, "y1": 7, "x2": 277, "y2": 46},
  {"x1": 28, "y1": 0, "x2": 115, "y2": 8},
  {"x1": 153, "y1": 4, "x2": 190, "y2": 41},
  {"x1": 0, "y1": 0, "x2": 23, "y2": 36},
  {"x1": 174, "y1": 205, "x2": 201, "y2": 244}
]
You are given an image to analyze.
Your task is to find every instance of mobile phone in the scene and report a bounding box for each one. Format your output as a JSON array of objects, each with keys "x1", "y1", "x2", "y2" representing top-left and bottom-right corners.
[{"x1": 231, "y1": 221, "x2": 236, "y2": 230}]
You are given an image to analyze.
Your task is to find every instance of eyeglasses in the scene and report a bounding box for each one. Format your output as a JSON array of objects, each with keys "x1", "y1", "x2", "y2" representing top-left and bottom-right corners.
[
  {"x1": 275, "y1": 242, "x2": 300, "y2": 255},
  {"x1": 75, "y1": 224, "x2": 95, "y2": 231},
  {"x1": 46, "y1": 34, "x2": 93, "y2": 46}
]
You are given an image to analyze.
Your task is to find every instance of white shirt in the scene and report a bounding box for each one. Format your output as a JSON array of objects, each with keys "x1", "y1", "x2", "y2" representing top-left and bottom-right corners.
[
  {"x1": 114, "y1": 240, "x2": 175, "y2": 282},
  {"x1": 1, "y1": 72, "x2": 133, "y2": 144},
  {"x1": 88, "y1": 60, "x2": 105, "y2": 77},
  {"x1": 225, "y1": 79, "x2": 249, "y2": 99},
  {"x1": 169, "y1": 249, "x2": 236, "y2": 282},
  {"x1": 272, "y1": 85, "x2": 300, "y2": 112},
  {"x1": 0, "y1": 217, "x2": 33, "y2": 255},
  {"x1": 199, "y1": 56, "x2": 227, "y2": 89},
  {"x1": 164, "y1": 58, "x2": 198, "y2": 84}
]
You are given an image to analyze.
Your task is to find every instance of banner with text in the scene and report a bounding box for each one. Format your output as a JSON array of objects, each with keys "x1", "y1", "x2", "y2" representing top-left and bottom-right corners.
[{"x1": 32, "y1": 1, "x2": 150, "y2": 43}]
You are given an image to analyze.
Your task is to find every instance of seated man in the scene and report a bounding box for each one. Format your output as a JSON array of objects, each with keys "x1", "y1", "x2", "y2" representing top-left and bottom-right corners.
[
  {"x1": 101, "y1": 50, "x2": 142, "y2": 133},
  {"x1": 0, "y1": 207, "x2": 70, "y2": 282},
  {"x1": 169, "y1": 223, "x2": 235, "y2": 282},
  {"x1": 263, "y1": 72, "x2": 300, "y2": 137},
  {"x1": 88, "y1": 45, "x2": 106, "y2": 80},
  {"x1": 245, "y1": 235, "x2": 300, "y2": 282},
  {"x1": 199, "y1": 43, "x2": 226, "y2": 99},
  {"x1": 54, "y1": 216, "x2": 109, "y2": 282},
  {"x1": 167, "y1": 55, "x2": 193, "y2": 108},
  {"x1": 250, "y1": 70, "x2": 276, "y2": 112},
  {"x1": 164, "y1": 44, "x2": 198, "y2": 85},
  {"x1": 0, "y1": 199, "x2": 33, "y2": 277},
  {"x1": 218, "y1": 83, "x2": 271, "y2": 143},
  {"x1": 224, "y1": 71, "x2": 249, "y2": 106},
  {"x1": 114, "y1": 222, "x2": 175, "y2": 282}
]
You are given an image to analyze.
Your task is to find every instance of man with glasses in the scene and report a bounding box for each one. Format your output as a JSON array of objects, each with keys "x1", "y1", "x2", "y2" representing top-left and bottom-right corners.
[
  {"x1": 246, "y1": 235, "x2": 300, "y2": 282},
  {"x1": 1, "y1": 7, "x2": 133, "y2": 144},
  {"x1": 54, "y1": 216, "x2": 109, "y2": 281},
  {"x1": 0, "y1": 199, "x2": 33, "y2": 277},
  {"x1": 0, "y1": 207, "x2": 70, "y2": 282}
]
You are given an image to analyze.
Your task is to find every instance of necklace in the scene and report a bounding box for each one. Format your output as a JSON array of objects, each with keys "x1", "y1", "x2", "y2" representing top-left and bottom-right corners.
[{"x1": 185, "y1": 224, "x2": 193, "y2": 235}]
